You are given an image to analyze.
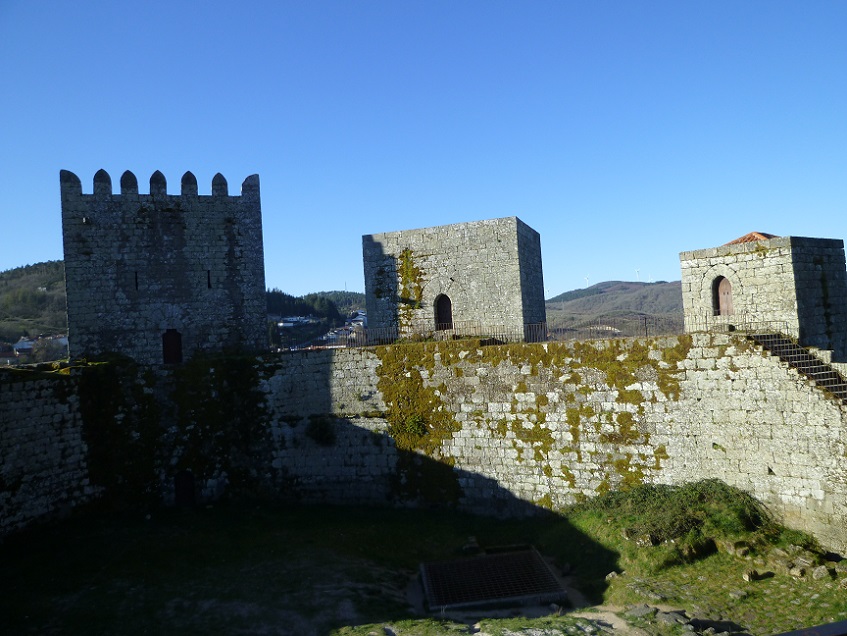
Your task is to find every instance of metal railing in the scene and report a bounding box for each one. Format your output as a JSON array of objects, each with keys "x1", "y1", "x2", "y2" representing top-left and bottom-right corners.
[
  {"x1": 286, "y1": 314, "x2": 692, "y2": 352},
  {"x1": 683, "y1": 312, "x2": 792, "y2": 338},
  {"x1": 282, "y1": 312, "x2": 813, "y2": 353},
  {"x1": 549, "y1": 315, "x2": 684, "y2": 341}
]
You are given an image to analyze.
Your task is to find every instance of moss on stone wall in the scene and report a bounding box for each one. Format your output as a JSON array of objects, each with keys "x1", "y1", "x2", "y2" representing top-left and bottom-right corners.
[
  {"x1": 653, "y1": 444, "x2": 670, "y2": 469},
  {"x1": 370, "y1": 335, "x2": 694, "y2": 504},
  {"x1": 71, "y1": 352, "x2": 274, "y2": 508},
  {"x1": 373, "y1": 343, "x2": 462, "y2": 504},
  {"x1": 397, "y1": 248, "x2": 424, "y2": 331},
  {"x1": 374, "y1": 343, "x2": 460, "y2": 455}
]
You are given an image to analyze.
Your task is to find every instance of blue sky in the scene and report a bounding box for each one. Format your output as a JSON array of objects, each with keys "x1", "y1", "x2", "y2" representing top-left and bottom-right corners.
[{"x1": 1, "y1": 1, "x2": 845, "y2": 297}]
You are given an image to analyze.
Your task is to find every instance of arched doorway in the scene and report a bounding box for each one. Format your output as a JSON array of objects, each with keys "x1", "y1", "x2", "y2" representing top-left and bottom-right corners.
[
  {"x1": 435, "y1": 294, "x2": 453, "y2": 330},
  {"x1": 174, "y1": 469, "x2": 196, "y2": 507},
  {"x1": 162, "y1": 329, "x2": 183, "y2": 364},
  {"x1": 712, "y1": 277, "x2": 734, "y2": 316}
]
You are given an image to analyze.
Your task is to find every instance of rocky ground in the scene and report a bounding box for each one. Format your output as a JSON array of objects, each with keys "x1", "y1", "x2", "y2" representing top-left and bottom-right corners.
[
  {"x1": 347, "y1": 544, "x2": 847, "y2": 636},
  {"x1": 5, "y1": 503, "x2": 847, "y2": 636}
]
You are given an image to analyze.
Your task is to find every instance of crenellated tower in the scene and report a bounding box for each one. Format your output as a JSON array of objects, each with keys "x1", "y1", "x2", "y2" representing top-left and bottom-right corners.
[{"x1": 60, "y1": 169, "x2": 266, "y2": 364}]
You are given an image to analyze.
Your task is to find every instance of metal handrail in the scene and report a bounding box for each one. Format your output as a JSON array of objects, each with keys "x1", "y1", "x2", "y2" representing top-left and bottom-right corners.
[{"x1": 285, "y1": 314, "x2": 688, "y2": 352}]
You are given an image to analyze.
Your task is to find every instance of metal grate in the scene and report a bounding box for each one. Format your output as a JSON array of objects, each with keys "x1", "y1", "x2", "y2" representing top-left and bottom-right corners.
[
  {"x1": 774, "y1": 620, "x2": 847, "y2": 636},
  {"x1": 420, "y1": 547, "x2": 566, "y2": 611}
]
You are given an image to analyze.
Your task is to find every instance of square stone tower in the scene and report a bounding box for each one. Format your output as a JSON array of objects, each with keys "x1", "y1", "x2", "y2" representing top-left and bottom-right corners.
[
  {"x1": 362, "y1": 217, "x2": 546, "y2": 340},
  {"x1": 680, "y1": 233, "x2": 847, "y2": 359},
  {"x1": 61, "y1": 169, "x2": 267, "y2": 364}
]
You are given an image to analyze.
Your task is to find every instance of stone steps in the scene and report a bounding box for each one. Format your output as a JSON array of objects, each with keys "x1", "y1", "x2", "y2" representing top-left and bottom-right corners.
[{"x1": 749, "y1": 333, "x2": 847, "y2": 403}]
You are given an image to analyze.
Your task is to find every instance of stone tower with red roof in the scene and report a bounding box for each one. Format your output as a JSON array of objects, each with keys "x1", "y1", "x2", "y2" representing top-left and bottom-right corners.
[{"x1": 679, "y1": 233, "x2": 847, "y2": 359}]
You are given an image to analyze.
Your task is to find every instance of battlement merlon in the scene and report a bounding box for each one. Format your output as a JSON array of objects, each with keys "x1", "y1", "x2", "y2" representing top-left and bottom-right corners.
[{"x1": 59, "y1": 170, "x2": 260, "y2": 201}]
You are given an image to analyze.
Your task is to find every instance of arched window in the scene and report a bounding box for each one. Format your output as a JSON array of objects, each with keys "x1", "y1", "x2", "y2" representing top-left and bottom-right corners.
[
  {"x1": 712, "y1": 277, "x2": 734, "y2": 316},
  {"x1": 435, "y1": 294, "x2": 453, "y2": 331},
  {"x1": 162, "y1": 329, "x2": 183, "y2": 364}
]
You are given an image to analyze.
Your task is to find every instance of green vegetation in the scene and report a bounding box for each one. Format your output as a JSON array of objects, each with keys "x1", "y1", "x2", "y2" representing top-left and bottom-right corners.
[
  {"x1": 374, "y1": 343, "x2": 463, "y2": 505},
  {"x1": 397, "y1": 248, "x2": 424, "y2": 330},
  {"x1": 0, "y1": 261, "x2": 67, "y2": 343},
  {"x1": 266, "y1": 288, "x2": 344, "y2": 321},
  {"x1": 73, "y1": 354, "x2": 272, "y2": 507},
  {"x1": 546, "y1": 280, "x2": 683, "y2": 334},
  {"x1": 171, "y1": 354, "x2": 272, "y2": 496},
  {"x1": 2, "y1": 483, "x2": 844, "y2": 635},
  {"x1": 569, "y1": 480, "x2": 780, "y2": 572},
  {"x1": 315, "y1": 289, "x2": 366, "y2": 312},
  {"x1": 77, "y1": 356, "x2": 161, "y2": 508},
  {"x1": 367, "y1": 336, "x2": 692, "y2": 500},
  {"x1": 374, "y1": 343, "x2": 461, "y2": 457},
  {"x1": 267, "y1": 288, "x2": 348, "y2": 348}
]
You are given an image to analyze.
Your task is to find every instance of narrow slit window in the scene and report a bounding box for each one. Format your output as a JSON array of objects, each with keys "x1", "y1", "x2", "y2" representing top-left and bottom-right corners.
[{"x1": 207, "y1": 270, "x2": 212, "y2": 289}]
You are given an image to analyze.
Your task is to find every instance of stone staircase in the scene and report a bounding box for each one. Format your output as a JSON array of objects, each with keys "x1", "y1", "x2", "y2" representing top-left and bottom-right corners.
[{"x1": 748, "y1": 333, "x2": 847, "y2": 404}]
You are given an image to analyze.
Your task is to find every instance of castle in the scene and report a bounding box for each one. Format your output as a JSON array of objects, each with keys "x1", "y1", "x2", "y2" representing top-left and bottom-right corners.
[
  {"x1": 60, "y1": 169, "x2": 266, "y2": 364},
  {"x1": 3, "y1": 173, "x2": 847, "y2": 556}
]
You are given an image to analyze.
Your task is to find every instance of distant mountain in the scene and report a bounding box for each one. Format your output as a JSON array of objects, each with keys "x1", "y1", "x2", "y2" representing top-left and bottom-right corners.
[{"x1": 546, "y1": 280, "x2": 683, "y2": 330}]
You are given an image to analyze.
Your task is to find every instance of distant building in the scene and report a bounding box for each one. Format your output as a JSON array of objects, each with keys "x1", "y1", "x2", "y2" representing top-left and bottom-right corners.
[
  {"x1": 12, "y1": 337, "x2": 34, "y2": 357},
  {"x1": 362, "y1": 217, "x2": 546, "y2": 340}
]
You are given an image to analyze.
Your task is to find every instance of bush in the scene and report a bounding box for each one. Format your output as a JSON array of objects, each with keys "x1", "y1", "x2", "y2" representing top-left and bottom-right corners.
[
  {"x1": 386, "y1": 414, "x2": 429, "y2": 451},
  {"x1": 572, "y1": 479, "x2": 781, "y2": 568}
]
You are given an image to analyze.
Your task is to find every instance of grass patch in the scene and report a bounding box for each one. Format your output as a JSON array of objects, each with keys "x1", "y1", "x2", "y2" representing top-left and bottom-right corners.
[
  {"x1": 603, "y1": 551, "x2": 847, "y2": 635},
  {"x1": 567, "y1": 479, "x2": 783, "y2": 573},
  {"x1": 1, "y1": 483, "x2": 844, "y2": 635},
  {"x1": 0, "y1": 502, "x2": 606, "y2": 635}
]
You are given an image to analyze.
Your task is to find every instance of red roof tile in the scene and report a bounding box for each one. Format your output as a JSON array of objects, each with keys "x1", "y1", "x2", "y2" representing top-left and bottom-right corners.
[{"x1": 724, "y1": 232, "x2": 780, "y2": 245}]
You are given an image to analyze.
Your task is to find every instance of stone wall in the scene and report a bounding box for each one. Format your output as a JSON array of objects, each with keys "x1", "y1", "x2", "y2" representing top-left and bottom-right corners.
[
  {"x1": 660, "y1": 333, "x2": 847, "y2": 550},
  {"x1": 792, "y1": 239, "x2": 847, "y2": 358},
  {"x1": 517, "y1": 221, "x2": 547, "y2": 326},
  {"x1": 260, "y1": 349, "x2": 395, "y2": 504},
  {"x1": 253, "y1": 336, "x2": 847, "y2": 549},
  {"x1": 60, "y1": 170, "x2": 266, "y2": 365},
  {"x1": 362, "y1": 217, "x2": 546, "y2": 337},
  {"x1": 4, "y1": 335, "x2": 847, "y2": 552},
  {"x1": 680, "y1": 236, "x2": 847, "y2": 359},
  {"x1": 0, "y1": 369, "x2": 93, "y2": 536}
]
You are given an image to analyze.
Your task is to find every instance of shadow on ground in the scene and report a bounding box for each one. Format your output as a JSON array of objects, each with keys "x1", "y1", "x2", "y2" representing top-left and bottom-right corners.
[{"x1": 0, "y1": 459, "x2": 618, "y2": 635}]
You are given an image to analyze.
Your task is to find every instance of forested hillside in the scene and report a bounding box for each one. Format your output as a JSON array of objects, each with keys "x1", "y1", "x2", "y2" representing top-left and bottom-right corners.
[
  {"x1": 0, "y1": 261, "x2": 356, "y2": 346},
  {"x1": 312, "y1": 290, "x2": 366, "y2": 312},
  {"x1": 0, "y1": 262, "x2": 67, "y2": 343},
  {"x1": 546, "y1": 280, "x2": 683, "y2": 332}
]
